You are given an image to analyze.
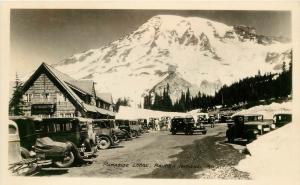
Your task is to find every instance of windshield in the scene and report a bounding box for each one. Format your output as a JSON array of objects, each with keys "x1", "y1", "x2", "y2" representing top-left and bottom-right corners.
[
  {"x1": 244, "y1": 116, "x2": 263, "y2": 122},
  {"x1": 186, "y1": 118, "x2": 195, "y2": 123}
]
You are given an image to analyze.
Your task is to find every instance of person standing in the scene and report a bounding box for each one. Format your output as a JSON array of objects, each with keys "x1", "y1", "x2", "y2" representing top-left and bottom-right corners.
[
  {"x1": 155, "y1": 119, "x2": 159, "y2": 131},
  {"x1": 167, "y1": 117, "x2": 171, "y2": 131}
]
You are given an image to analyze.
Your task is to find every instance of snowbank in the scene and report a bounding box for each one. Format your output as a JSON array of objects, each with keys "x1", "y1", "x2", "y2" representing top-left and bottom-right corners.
[
  {"x1": 116, "y1": 106, "x2": 187, "y2": 120},
  {"x1": 233, "y1": 101, "x2": 292, "y2": 119},
  {"x1": 236, "y1": 122, "x2": 300, "y2": 180}
]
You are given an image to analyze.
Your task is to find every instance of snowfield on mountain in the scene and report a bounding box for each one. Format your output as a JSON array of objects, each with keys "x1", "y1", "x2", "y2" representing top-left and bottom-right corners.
[{"x1": 50, "y1": 15, "x2": 291, "y2": 105}]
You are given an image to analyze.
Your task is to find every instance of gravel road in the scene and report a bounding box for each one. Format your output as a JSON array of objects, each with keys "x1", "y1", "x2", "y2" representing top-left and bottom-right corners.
[{"x1": 36, "y1": 124, "x2": 249, "y2": 179}]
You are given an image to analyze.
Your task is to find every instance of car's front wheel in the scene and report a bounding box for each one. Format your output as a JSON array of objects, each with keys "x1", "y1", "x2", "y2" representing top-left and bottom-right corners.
[
  {"x1": 131, "y1": 130, "x2": 138, "y2": 138},
  {"x1": 54, "y1": 150, "x2": 75, "y2": 168},
  {"x1": 96, "y1": 136, "x2": 112, "y2": 150}
]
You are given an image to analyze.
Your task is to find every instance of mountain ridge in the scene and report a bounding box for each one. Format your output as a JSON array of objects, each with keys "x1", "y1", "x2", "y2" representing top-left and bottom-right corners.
[{"x1": 40, "y1": 15, "x2": 292, "y2": 106}]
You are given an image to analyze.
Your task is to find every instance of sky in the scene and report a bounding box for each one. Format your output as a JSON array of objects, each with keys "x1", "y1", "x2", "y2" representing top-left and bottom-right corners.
[{"x1": 10, "y1": 9, "x2": 291, "y2": 80}]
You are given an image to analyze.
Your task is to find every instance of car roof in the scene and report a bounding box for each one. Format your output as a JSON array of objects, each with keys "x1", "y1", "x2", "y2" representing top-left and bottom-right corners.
[
  {"x1": 274, "y1": 113, "x2": 292, "y2": 116},
  {"x1": 42, "y1": 117, "x2": 93, "y2": 122},
  {"x1": 9, "y1": 116, "x2": 42, "y2": 121},
  {"x1": 234, "y1": 114, "x2": 263, "y2": 117},
  {"x1": 172, "y1": 116, "x2": 184, "y2": 119}
]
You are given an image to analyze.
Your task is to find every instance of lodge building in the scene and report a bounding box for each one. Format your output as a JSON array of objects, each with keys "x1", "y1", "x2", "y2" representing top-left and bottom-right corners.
[{"x1": 20, "y1": 63, "x2": 115, "y2": 119}]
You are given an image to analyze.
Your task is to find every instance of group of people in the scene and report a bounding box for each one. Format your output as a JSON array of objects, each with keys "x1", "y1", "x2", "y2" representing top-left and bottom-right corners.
[{"x1": 148, "y1": 117, "x2": 171, "y2": 131}]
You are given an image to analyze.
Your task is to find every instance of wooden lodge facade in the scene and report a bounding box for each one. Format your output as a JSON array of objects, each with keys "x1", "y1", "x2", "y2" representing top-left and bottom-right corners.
[{"x1": 20, "y1": 63, "x2": 115, "y2": 119}]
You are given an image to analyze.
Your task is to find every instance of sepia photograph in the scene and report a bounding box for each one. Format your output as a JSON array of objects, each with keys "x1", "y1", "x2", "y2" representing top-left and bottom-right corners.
[{"x1": 1, "y1": 1, "x2": 300, "y2": 184}]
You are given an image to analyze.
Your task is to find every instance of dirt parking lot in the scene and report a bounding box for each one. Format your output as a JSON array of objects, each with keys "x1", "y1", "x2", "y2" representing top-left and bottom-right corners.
[{"x1": 36, "y1": 124, "x2": 249, "y2": 179}]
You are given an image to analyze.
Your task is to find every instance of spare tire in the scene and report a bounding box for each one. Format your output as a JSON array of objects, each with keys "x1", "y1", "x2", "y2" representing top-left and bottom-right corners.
[{"x1": 54, "y1": 150, "x2": 75, "y2": 168}]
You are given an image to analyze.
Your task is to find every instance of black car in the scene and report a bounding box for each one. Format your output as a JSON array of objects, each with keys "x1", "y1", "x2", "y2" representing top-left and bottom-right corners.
[
  {"x1": 273, "y1": 113, "x2": 292, "y2": 127},
  {"x1": 9, "y1": 116, "x2": 86, "y2": 168},
  {"x1": 226, "y1": 114, "x2": 274, "y2": 143},
  {"x1": 36, "y1": 117, "x2": 97, "y2": 167},
  {"x1": 115, "y1": 119, "x2": 136, "y2": 139},
  {"x1": 170, "y1": 116, "x2": 207, "y2": 135}
]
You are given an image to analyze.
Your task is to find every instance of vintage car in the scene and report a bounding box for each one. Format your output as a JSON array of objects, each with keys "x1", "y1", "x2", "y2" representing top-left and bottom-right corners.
[
  {"x1": 226, "y1": 114, "x2": 275, "y2": 143},
  {"x1": 196, "y1": 114, "x2": 209, "y2": 125},
  {"x1": 273, "y1": 113, "x2": 292, "y2": 127},
  {"x1": 9, "y1": 116, "x2": 76, "y2": 168},
  {"x1": 170, "y1": 116, "x2": 207, "y2": 135},
  {"x1": 36, "y1": 117, "x2": 97, "y2": 166},
  {"x1": 129, "y1": 119, "x2": 142, "y2": 137},
  {"x1": 92, "y1": 119, "x2": 121, "y2": 150},
  {"x1": 9, "y1": 116, "x2": 40, "y2": 158},
  {"x1": 8, "y1": 120, "x2": 39, "y2": 175},
  {"x1": 115, "y1": 119, "x2": 135, "y2": 138},
  {"x1": 138, "y1": 119, "x2": 149, "y2": 133}
]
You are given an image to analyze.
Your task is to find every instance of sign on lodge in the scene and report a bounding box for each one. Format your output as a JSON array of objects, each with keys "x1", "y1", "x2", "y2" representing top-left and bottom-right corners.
[{"x1": 20, "y1": 63, "x2": 115, "y2": 119}]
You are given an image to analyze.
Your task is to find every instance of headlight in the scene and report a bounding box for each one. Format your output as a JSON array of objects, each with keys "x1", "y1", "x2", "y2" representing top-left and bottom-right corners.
[
  {"x1": 271, "y1": 124, "x2": 276, "y2": 129},
  {"x1": 257, "y1": 125, "x2": 262, "y2": 130},
  {"x1": 29, "y1": 151, "x2": 36, "y2": 157}
]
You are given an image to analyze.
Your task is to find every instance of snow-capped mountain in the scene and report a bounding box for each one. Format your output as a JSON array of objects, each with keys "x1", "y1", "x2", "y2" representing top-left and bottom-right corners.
[{"x1": 53, "y1": 15, "x2": 291, "y2": 106}]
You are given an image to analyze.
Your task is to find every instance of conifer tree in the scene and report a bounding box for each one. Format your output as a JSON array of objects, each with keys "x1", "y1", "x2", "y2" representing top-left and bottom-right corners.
[{"x1": 9, "y1": 73, "x2": 24, "y2": 116}]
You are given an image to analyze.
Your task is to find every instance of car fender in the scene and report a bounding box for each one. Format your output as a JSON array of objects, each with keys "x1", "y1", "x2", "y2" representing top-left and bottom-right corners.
[
  {"x1": 96, "y1": 134, "x2": 114, "y2": 144},
  {"x1": 65, "y1": 141, "x2": 82, "y2": 161}
]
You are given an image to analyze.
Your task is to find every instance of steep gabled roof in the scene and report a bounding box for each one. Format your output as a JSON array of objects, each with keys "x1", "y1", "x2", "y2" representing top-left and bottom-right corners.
[
  {"x1": 96, "y1": 92, "x2": 113, "y2": 105},
  {"x1": 22, "y1": 63, "x2": 88, "y2": 112},
  {"x1": 46, "y1": 64, "x2": 95, "y2": 96},
  {"x1": 21, "y1": 62, "x2": 115, "y2": 116}
]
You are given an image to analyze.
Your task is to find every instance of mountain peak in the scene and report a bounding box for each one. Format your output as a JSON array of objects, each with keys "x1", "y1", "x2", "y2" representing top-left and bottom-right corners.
[{"x1": 53, "y1": 14, "x2": 292, "y2": 106}]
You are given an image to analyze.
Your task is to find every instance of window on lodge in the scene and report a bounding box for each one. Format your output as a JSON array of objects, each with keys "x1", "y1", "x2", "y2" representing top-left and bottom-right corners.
[{"x1": 23, "y1": 93, "x2": 33, "y2": 102}]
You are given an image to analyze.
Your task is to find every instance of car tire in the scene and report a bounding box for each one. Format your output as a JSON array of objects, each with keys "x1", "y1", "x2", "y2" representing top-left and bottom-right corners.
[
  {"x1": 247, "y1": 132, "x2": 257, "y2": 143},
  {"x1": 227, "y1": 136, "x2": 234, "y2": 143},
  {"x1": 171, "y1": 131, "x2": 176, "y2": 135},
  {"x1": 96, "y1": 136, "x2": 112, "y2": 150},
  {"x1": 202, "y1": 131, "x2": 207, "y2": 135},
  {"x1": 131, "y1": 131, "x2": 138, "y2": 138},
  {"x1": 54, "y1": 150, "x2": 75, "y2": 168},
  {"x1": 20, "y1": 147, "x2": 31, "y2": 159}
]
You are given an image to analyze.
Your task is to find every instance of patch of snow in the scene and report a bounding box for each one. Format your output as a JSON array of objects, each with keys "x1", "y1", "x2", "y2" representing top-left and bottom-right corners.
[
  {"x1": 233, "y1": 101, "x2": 292, "y2": 119},
  {"x1": 116, "y1": 106, "x2": 187, "y2": 120},
  {"x1": 236, "y1": 122, "x2": 300, "y2": 180}
]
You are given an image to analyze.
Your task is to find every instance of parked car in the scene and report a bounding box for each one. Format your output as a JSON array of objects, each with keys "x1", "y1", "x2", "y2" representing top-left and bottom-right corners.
[
  {"x1": 36, "y1": 117, "x2": 97, "y2": 166},
  {"x1": 9, "y1": 116, "x2": 76, "y2": 168},
  {"x1": 110, "y1": 120, "x2": 131, "y2": 141},
  {"x1": 8, "y1": 120, "x2": 39, "y2": 175},
  {"x1": 273, "y1": 113, "x2": 292, "y2": 127},
  {"x1": 115, "y1": 119, "x2": 136, "y2": 139},
  {"x1": 129, "y1": 119, "x2": 142, "y2": 137},
  {"x1": 92, "y1": 119, "x2": 120, "y2": 149},
  {"x1": 226, "y1": 114, "x2": 275, "y2": 143},
  {"x1": 138, "y1": 119, "x2": 149, "y2": 132},
  {"x1": 9, "y1": 116, "x2": 40, "y2": 158},
  {"x1": 220, "y1": 114, "x2": 232, "y2": 123},
  {"x1": 171, "y1": 116, "x2": 207, "y2": 135},
  {"x1": 196, "y1": 114, "x2": 209, "y2": 125}
]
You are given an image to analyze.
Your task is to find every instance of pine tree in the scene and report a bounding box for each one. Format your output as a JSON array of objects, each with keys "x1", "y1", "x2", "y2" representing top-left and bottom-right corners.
[
  {"x1": 9, "y1": 73, "x2": 24, "y2": 116},
  {"x1": 185, "y1": 88, "x2": 191, "y2": 111},
  {"x1": 115, "y1": 97, "x2": 130, "y2": 112},
  {"x1": 282, "y1": 61, "x2": 286, "y2": 72}
]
